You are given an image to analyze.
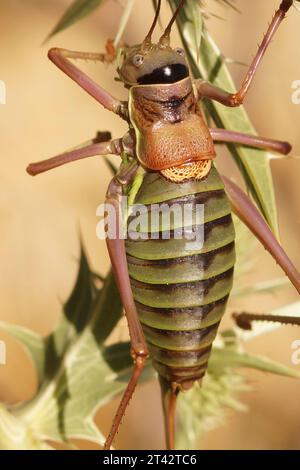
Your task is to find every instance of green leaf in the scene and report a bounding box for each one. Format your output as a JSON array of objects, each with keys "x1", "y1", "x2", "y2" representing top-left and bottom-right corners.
[
  {"x1": 0, "y1": 339, "x2": 153, "y2": 449},
  {"x1": 91, "y1": 270, "x2": 123, "y2": 344},
  {"x1": 114, "y1": 0, "x2": 137, "y2": 46},
  {"x1": 169, "y1": 0, "x2": 279, "y2": 235},
  {"x1": 176, "y1": 328, "x2": 249, "y2": 449},
  {"x1": 176, "y1": 372, "x2": 248, "y2": 450},
  {"x1": 104, "y1": 157, "x2": 117, "y2": 175},
  {"x1": 42, "y1": 244, "x2": 94, "y2": 382},
  {"x1": 13, "y1": 342, "x2": 132, "y2": 446},
  {"x1": 176, "y1": 323, "x2": 300, "y2": 449},
  {"x1": 210, "y1": 347, "x2": 300, "y2": 379},
  {"x1": 0, "y1": 405, "x2": 53, "y2": 450},
  {"x1": 232, "y1": 214, "x2": 257, "y2": 280},
  {"x1": 178, "y1": 0, "x2": 203, "y2": 59},
  {"x1": 232, "y1": 277, "x2": 290, "y2": 297},
  {"x1": 47, "y1": 0, "x2": 107, "y2": 40},
  {"x1": 9, "y1": 335, "x2": 153, "y2": 448},
  {"x1": 0, "y1": 267, "x2": 135, "y2": 448},
  {"x1": 0, "y1": 322, "x2": 45, "y2": 385},
  {"x1": 0, "y1": 245, "x2": 94, "y2": 388}
]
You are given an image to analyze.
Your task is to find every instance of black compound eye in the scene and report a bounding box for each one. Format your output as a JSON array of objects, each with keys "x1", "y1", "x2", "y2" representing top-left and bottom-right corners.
[{"x1": 138, "y1": 63, "x2": 189, "y2": 85}]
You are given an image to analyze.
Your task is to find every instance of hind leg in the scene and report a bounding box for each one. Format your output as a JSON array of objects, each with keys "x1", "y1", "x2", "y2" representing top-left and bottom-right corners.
[
  {"x1": 233, "y1": 312, "x2": 300, "y2": 330},
  {"x1": 104, "y1": 162, "x2": 149, "y2": 450},
  {"x1": 197, "y1": 1, "x2": 293, "y2": 107}
]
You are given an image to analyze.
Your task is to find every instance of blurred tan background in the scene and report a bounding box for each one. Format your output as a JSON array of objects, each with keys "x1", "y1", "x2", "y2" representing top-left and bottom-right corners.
[{"x1": 0, "y1": 0, "x2": 300, "y2": 449}]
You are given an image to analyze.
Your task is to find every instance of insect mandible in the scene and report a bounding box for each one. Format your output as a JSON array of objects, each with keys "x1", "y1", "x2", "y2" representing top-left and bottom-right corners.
[{"x1": 27, "y1": 0, "x2": 300, "y2": 450}]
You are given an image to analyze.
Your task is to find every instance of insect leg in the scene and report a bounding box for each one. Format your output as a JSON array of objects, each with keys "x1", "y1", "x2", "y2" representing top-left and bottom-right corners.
[
  {"x1": 26, "y1": 132, "x2": 134, "y2": 175},
  {"x1": 233, "y1": 312, "x2": 300, "y2": 330},
  {"x1": 48, "y1": 48, "x2": 128, "y2": 119},
  {"x1": 210, "y1": 128, "x2": 292, "y2": 156},
  {"x1": 104, "y1": 162, "x2": 149, "y2": 450},
  {"x1": 196, "y1": 0, "x2": 293, "y2": 107},
  {"x1": 160, "y1": 377, "x2": 179, "y2": 450},
  {"x1": 221, "y1": 175, "x2": 300, "y2": 295},
  {"x1": 27, "y1": 141, "x2": 114, "y2": 176}
]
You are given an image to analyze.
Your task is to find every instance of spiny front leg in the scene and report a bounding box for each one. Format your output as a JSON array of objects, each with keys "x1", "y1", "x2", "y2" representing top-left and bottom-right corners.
[
  {"x1": 104, "y1": 162, "x2": 149, "y2": 450},
  {"x1": 197, "y1": 1, "x2": 293, "y2": 107},
  {"x1": 48, "y1": 47, "x2": 128, "y2": 119}
]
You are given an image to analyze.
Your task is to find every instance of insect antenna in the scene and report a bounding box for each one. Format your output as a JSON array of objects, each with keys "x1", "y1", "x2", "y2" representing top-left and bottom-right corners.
[
  {"x1": 142, "y1": 0, "x2": 162, "y2": 50},
  {"x1": 159, "y1": 0, "x2": 186, "y2": 47}
]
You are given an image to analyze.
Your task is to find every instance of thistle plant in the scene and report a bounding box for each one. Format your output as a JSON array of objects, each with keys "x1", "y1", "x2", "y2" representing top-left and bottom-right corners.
[{"x1": 0, "y1": 0, "x2": 299, "y2": 450}]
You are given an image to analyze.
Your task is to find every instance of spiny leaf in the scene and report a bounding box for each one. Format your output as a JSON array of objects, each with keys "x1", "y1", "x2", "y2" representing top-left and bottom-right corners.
[
  {"x1": 210, "y1": 347, "x2": 300, "y2": 379},
  {"x1": 0, "y1": 322, "x2": 45, "y2": 384},
  {"x1": 47, "y1": 0, "x2": 107, "y2": 40},
  {"x1": 0, "y1": 245, "x2": 94, "y2": 387},
  {"x1": 63, "y1": 242, "x2": 94, "y2": 334},
  {"x1": 0, "y1": 267, "x2": 128, "y2": 448},
  {"x1": 0, "y1": 342, "x2": 152, "y2": 449},
  {"x1": 91, "y1": 270, "x2": 123, "y2": 344},
  {"x1": 176, "y1": 325, "x2": 246, "y2": 449},
  {"x1": 177, "y1": 373, "x2": 248, "y2": 449},
  {"x1": 212, "y1": 329, "x2": 300, "y2": 379},
  {"x1": 176, "y1": 324, "x2": 300, "y2": 449},
  {"x1": 13, "y1": 343, "x2": 131, "y2": 446},
  {"x1": 2, "y1": 239, "x2": 94, "y2": 387},
  {"x1": 42, "y1": 243, "x2": 94, "y2": 382},
  {"x1": 8, "y1": 338, "x2": 153, "y2": 449},
  {"x1": 0, "y1": 405, "x2": 53, "y2": 450}
]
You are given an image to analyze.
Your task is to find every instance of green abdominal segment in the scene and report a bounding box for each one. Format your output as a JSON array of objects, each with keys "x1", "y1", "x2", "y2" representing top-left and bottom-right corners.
[{"x1": 125, "y1": 165, "x2": 235, "y2": 386}]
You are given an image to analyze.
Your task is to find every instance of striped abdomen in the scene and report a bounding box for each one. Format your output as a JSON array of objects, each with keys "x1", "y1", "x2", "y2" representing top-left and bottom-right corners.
[{"x1": 125, "y1": 165, "x2": 235, "y2": 389}]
